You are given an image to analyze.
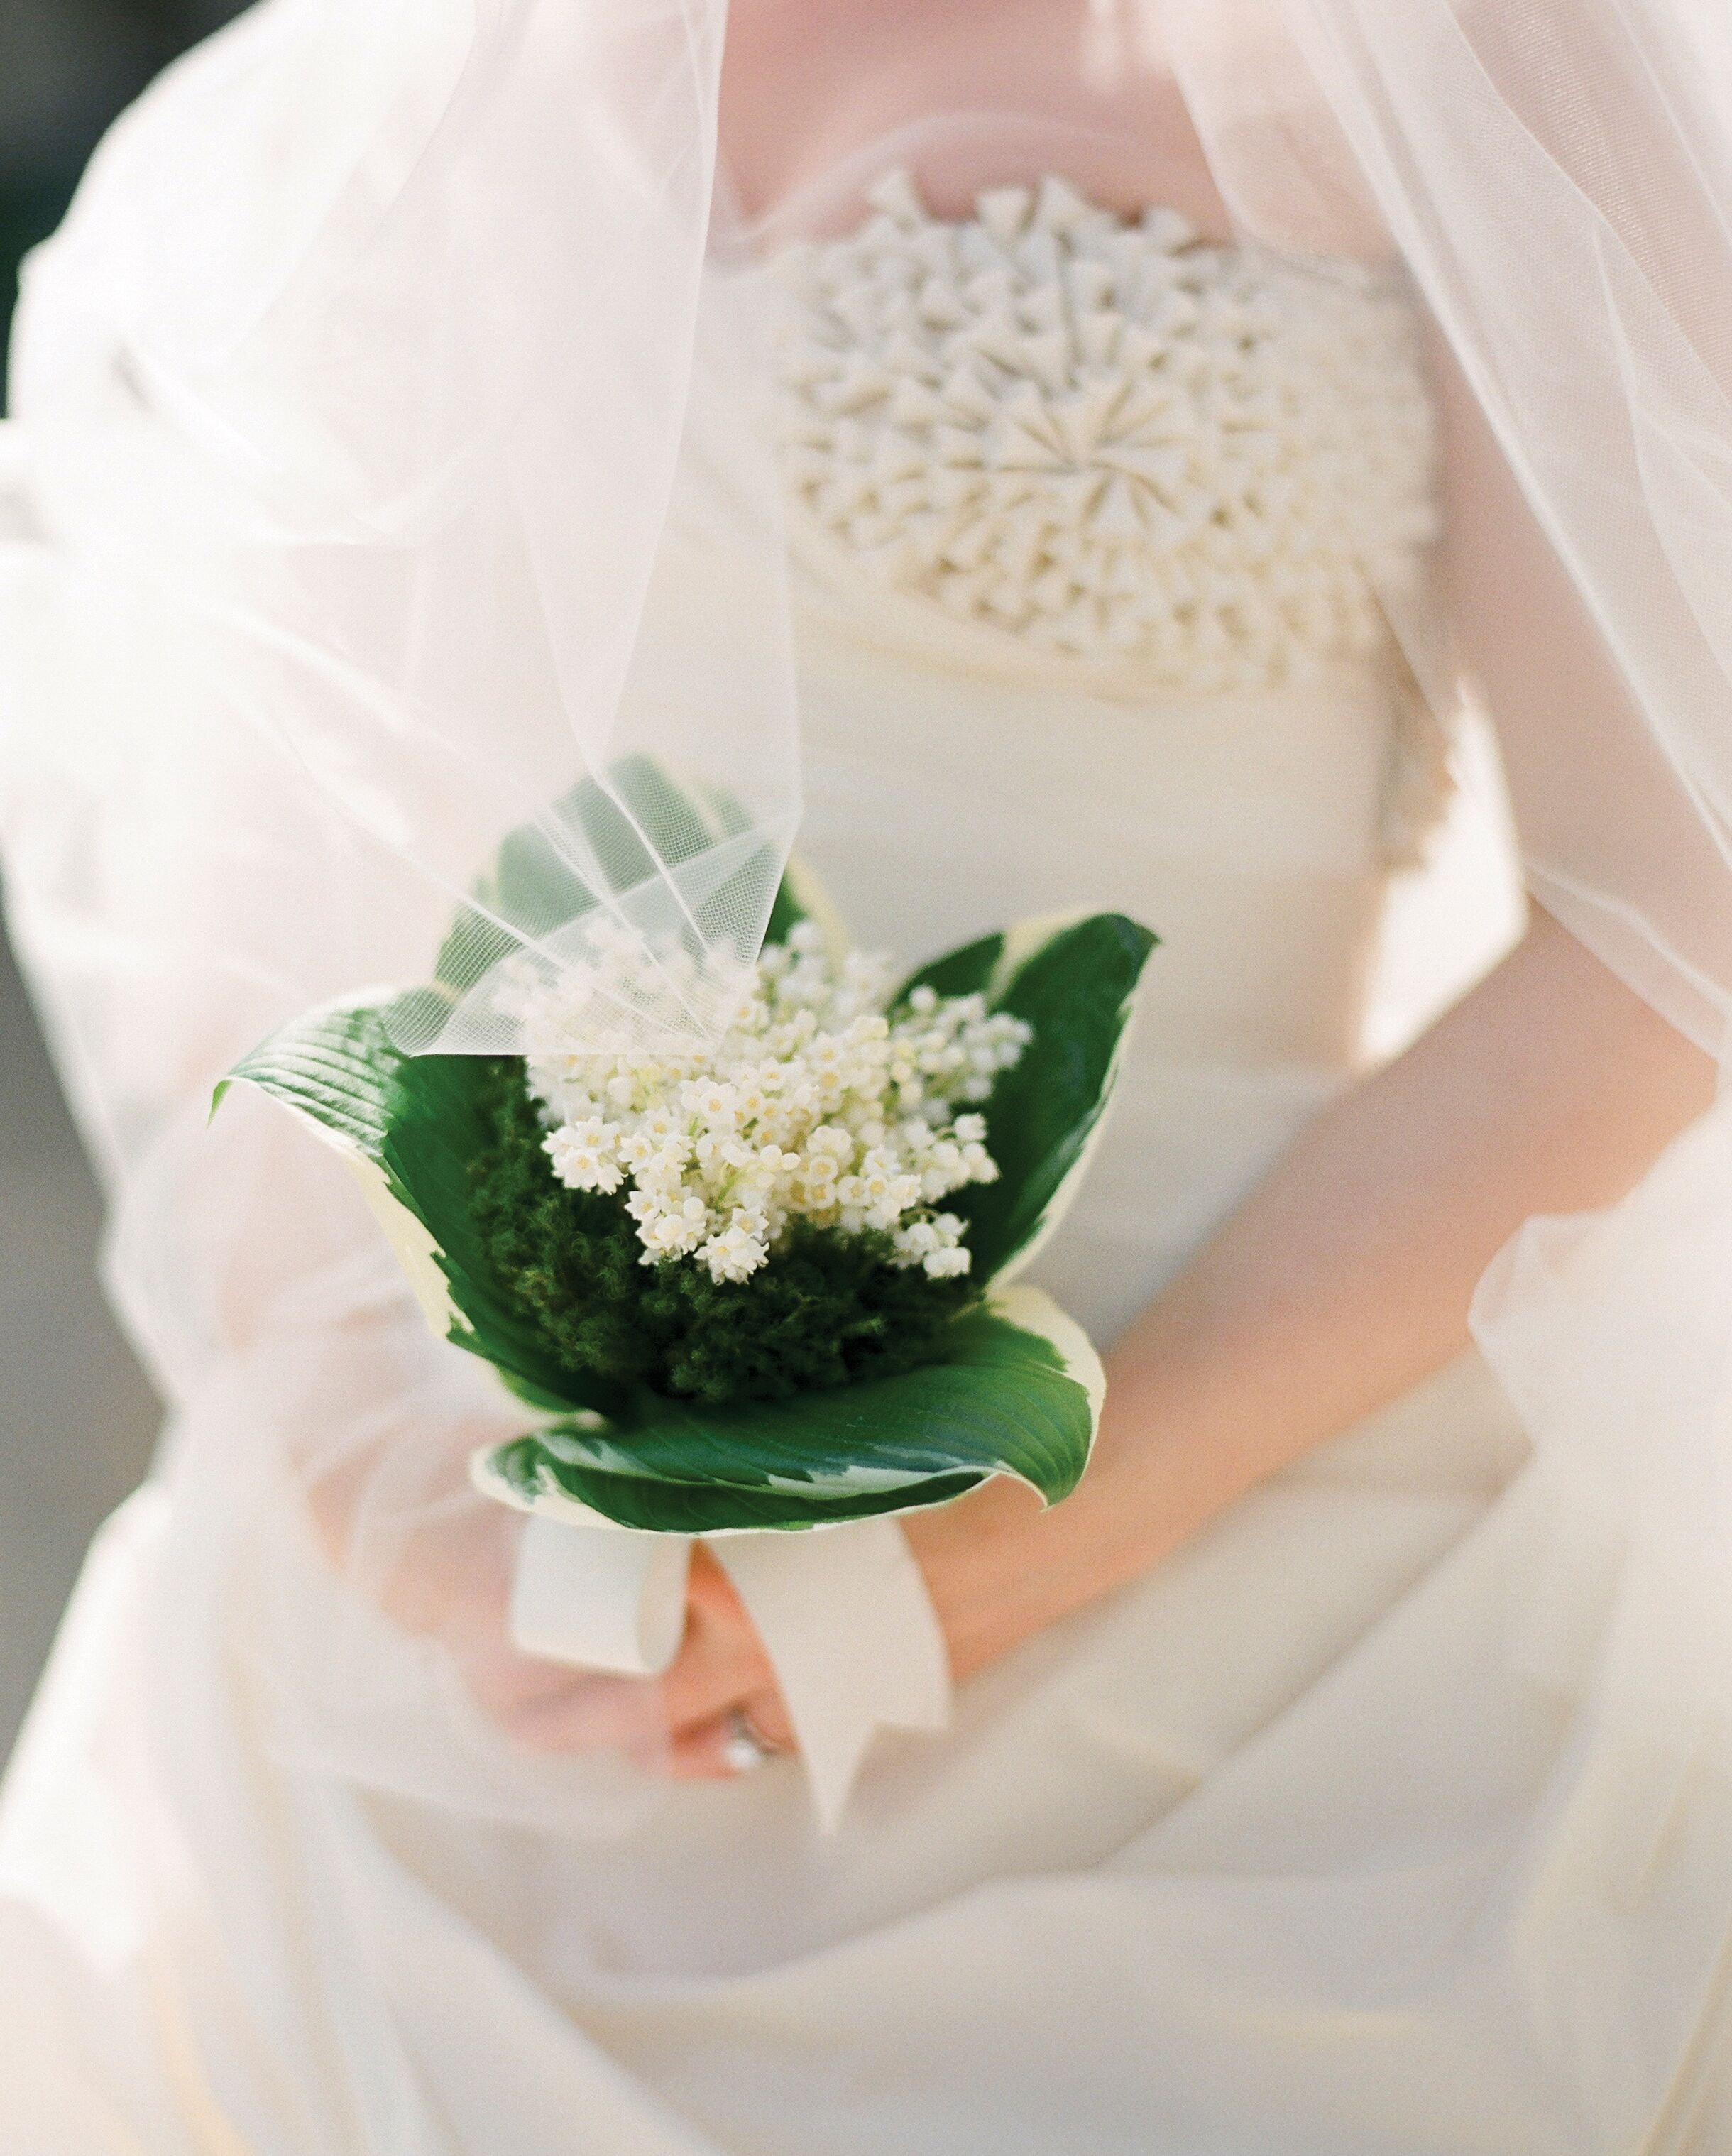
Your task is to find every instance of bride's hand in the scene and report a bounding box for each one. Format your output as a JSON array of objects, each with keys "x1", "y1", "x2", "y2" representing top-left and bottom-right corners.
[
  {"x1": 631, "y1": 1471, "x2": 1117, "y2": 1780},
  {"x1": 444, "y1": 1531, "x2": 804, "y2": 1779},
  {"x1": 326, "y1": 1448, "x2": 1074, "y2": 1778},
  {"x1": 591, "y1": 1547, "x2": 799, "y2": 1779},
  {"x1": 303, "y1": 1374, "x2": 1153, "y2": 1782},
  {"x1": 308, "y1": 1444, "x2": 801, "y2": 1775},
  {"x1": 550, "y1": 1396, "x2": 1164, "y2": 1778}
]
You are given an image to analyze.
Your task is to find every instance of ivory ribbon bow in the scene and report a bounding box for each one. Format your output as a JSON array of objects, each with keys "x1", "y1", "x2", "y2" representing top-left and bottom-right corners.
[{"x1": 509, "y1": 1509, "x2": 953, "y2": 1829}]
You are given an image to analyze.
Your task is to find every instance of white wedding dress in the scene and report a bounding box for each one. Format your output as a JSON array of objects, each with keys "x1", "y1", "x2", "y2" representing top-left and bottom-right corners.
[{"x1": 4, "y1": 173, "x2": 1731, "y2": 2155}]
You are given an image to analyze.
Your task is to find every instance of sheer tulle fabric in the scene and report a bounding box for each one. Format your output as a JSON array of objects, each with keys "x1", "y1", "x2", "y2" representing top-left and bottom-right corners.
[
  {"x1": 1166, "y1": 0, "x2": 1732, "y2": 1051},
  {"x1": 11, "y1": 0, "x2": 799, "y2": 1063},
  {"x1": 1, "y1": 0, "x2": 777, "y2": 1824},
  {"x1": 1163, "y1": 0, "x2": 1732, "y2": 1793}
]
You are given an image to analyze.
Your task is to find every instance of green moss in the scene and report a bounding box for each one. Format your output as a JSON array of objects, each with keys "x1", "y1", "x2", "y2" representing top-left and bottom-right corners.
[{"x1": 467, "y1": 1061, "x2": 978, "y2": 1407}]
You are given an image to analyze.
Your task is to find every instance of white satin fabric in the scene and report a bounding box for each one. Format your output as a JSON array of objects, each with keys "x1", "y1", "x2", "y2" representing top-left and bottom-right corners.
[{"x1": 8, "y1": 174, "x2": 1732, "y2": 2150}]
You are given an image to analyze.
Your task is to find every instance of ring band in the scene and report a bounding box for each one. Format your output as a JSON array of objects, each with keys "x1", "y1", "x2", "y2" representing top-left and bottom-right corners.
[{"x1": 720, "y1": 1704, "x2": 777, "y2": 1774}]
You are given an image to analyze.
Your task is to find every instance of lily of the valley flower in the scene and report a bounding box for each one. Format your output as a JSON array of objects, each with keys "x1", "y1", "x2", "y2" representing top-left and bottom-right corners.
[{"x1": 521, "y1": 922, "x2": 1030, "y2": 1285}]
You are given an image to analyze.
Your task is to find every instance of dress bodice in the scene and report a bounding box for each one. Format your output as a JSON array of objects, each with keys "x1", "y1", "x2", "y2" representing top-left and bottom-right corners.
[
  {"x1": 774, "y1": 170, "x2": 1437, "y2": 697},
  {"x1": 679, "y1": 175, "x2": 1448, "y2": 1340}
]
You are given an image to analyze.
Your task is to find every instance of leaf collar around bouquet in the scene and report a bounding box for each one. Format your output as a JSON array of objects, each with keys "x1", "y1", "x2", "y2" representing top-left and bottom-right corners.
[{"x1": 217, "y1": 870, "x2": 1154, "y2": 1538}]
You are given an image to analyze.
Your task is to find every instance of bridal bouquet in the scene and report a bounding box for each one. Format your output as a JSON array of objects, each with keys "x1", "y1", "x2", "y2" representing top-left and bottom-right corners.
[{"x1": 217, "y1": 806, "x2": 1155, "y2": 1552}]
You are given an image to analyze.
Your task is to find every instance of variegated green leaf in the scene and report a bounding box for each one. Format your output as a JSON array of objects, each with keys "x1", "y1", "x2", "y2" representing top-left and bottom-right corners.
[
  {"x1": 472, "y1": 1284, "x2": 1105, "y2": 1535},
  {"x1": 903, "y1": 912, "x2": 1157, "y2": 1284},
  {"x1": 219, "y1": 781, "x2": 1149, "y2": 1543},
  {"x1": 216, "y1": 1000, "x2": 623, "y2": 1416}
]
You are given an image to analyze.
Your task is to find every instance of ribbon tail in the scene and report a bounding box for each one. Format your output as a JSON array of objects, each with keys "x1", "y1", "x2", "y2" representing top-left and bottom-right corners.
[
  {"x1": 506, "y1": 1511, "x2": 953, "y2": 1829},
  {"x1": 713, "y1": 1518, "x2": 953, "y2": 1832},
  {"x1": 510, "y1": 1514, "x2": 692, "y2": 1676}
]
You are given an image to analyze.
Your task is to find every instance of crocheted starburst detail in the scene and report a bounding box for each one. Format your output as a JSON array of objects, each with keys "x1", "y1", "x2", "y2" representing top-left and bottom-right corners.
[{"x1": 777, "y1": 171, "x2": 1437, "y2": 694}]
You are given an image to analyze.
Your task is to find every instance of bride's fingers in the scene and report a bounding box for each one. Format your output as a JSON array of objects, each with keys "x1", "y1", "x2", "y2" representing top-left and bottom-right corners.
[
  {"x1": 464, "y1": 1542, "x2": 784, "y2": 1754},
  {"x1": 464, "y1": 1638, "x2": 603, "y2": 1722},
  {"x1": 496, "y1": 1593, "x2": 784, "y2": 1755},
  {"x1": 499, "y1": 1658, "x2": 772, "y2": 1756},
  {"x1": 506, "y1": 1623, "x2": 769, "y2": 1753},
  {"x1": 488, "y1": 1626, "x2": 769, "y2": 1753},
  {"x1": 738, "y1": 1688, "x2": 794, "y2": 1752},
  {"x1": 657, "y1": 1550, "x2": 777, "y2": 1733},
  {"x1": 500, "y1": 1666, "x2": 669, "y2": 1752},
  {"x1": 658, "y1": 1689, "x2": 796, "y2": 1780}
]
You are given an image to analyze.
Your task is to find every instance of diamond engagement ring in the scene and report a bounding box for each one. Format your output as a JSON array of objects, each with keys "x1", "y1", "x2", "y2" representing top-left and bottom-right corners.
[{"x1": 721, "y1": 1704, "x2": 778, "y2": 1774}]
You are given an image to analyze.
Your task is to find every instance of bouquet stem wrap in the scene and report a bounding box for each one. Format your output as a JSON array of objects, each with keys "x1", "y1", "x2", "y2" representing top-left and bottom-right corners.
[{"x1": 510, "y1": 1511, "x2": 952, "y2": 1828}]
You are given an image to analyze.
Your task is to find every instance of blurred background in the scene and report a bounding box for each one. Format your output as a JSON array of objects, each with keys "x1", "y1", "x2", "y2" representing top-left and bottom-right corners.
[{"x1": 0, "y1": 0, "x2": 246, "y2": 1760}]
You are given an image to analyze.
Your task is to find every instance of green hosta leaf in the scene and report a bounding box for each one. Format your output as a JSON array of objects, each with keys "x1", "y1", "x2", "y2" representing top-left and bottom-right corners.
[
  {"x1": 762, "y1": 848, "x2": 853, "y2": 962},
  {"x1": 892, "y1": 930, "x2": 1004, "y2": 1009},
  {"x1": 913, "y1": 912, "x2": 1157, "y2": 1284},
  {"x1": 219, "y1": 860, "x2": 1146, "y2": 1541},
  {"x1": 472, "y1": 1283, "x2": 1105, "y2": 1536},
  {"x1": 216, "y1": 1000, "x2": 623, "y2": 1416},
  {"x1": 483, "y1": 1444, "x2": 987, "y2": 1536}
]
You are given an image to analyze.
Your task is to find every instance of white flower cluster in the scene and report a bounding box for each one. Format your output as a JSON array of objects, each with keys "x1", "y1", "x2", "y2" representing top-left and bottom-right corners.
[{"x1": 523, "y1": 922, "x2": 1031, "y2": 1285}]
